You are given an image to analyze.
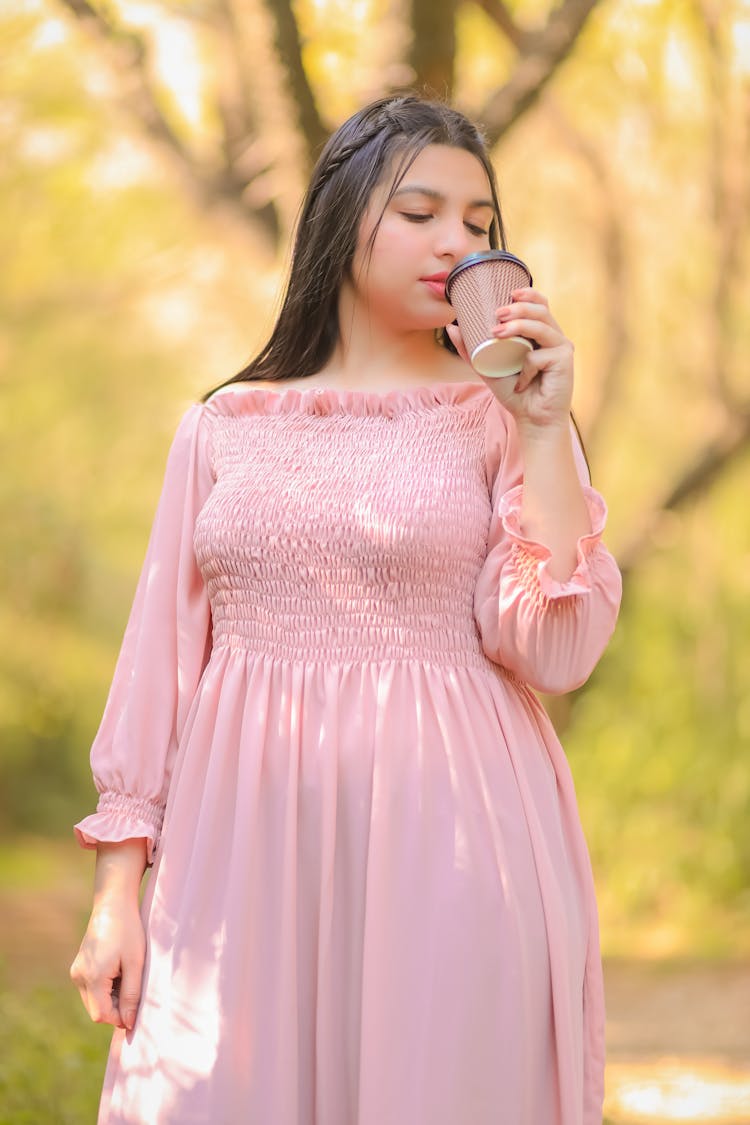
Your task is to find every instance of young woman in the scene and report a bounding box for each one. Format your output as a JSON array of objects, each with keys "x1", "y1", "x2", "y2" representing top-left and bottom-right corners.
[{"x1": 71, "y1": 94, "x2": 622, "y2": 1125}]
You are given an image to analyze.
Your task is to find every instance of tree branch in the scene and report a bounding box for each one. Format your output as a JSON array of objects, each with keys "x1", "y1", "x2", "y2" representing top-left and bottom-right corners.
[
  {"x1": 58, "y1": 0, "x2": 192, "y2": 157},
  {"x1": 617, "y1": 409, "x2": 750, "y2": 580},
  {"x1": 697, "y1": 0, "x2": 747, "y2": 412},
  {"x1": 547, "y1": 405, "x2": 750, "y2": 733},
  {"x1": 214, "y1": 0, "x2": 263, "y2": 169},
  {"x1": 212, "y1": 0, "x2": 279, "y2": 232},
  {"x1": 473, "y1": 0, "x2": 525, "y2": 49},
  {"x1": 57, "y1": 0, "x2": 280, "y2": 245},
  {"x1": 261, "y1": 0, "x2": 329, "y2": 169},
  {"x1": 544, "y1": 100, "x2": 629, "y2": 454},
  {"x1": 479, "y1": 0, "x2": 600, "y2": 144}
]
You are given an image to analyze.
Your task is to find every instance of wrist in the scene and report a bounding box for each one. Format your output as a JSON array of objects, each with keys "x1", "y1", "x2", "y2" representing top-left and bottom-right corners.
[
  {"x1": 516, "y1": 417, "x2": 572, "y2": 449},
  {"x1": 93, "y1": 839, "x2": 148, "y2": 904},
  {"x1": 90, "y1": 897, "x2": 142, "y2": 929}
]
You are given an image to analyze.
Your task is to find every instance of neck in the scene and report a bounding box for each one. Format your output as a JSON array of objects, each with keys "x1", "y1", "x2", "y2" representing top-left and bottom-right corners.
[{"x1": 320, "y1": 284, "x2": 446, "y2": 389}]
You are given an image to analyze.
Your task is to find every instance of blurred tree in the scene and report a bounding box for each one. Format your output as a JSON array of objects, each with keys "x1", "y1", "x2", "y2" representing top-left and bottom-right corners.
[
  {"x1": 51, "y1": 0, "x2": 750, "y2": 584},
  {"x1": 57, "y1": 0, "x2": 602, "y2": 241},
  {"x1": 1, "y1": 0, "x2": 749, "y2": 953}
]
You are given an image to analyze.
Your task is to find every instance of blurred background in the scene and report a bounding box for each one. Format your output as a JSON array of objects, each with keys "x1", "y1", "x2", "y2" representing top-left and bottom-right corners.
[{"x1": 0, "y1": 0, "x2": 748, "y2": 1121}]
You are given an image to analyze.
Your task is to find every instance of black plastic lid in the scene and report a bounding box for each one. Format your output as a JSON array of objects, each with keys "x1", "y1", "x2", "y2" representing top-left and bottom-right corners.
[{"x1": 445, "y1": 250, "x2": 532, "y2": 300}]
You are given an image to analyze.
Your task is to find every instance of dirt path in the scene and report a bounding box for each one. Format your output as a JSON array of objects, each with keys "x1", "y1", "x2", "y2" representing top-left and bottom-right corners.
[
  {"x1": 603, "y1": 960, "x2": 750, "y2": 1123},
  {"x1": 2, "y1": 852, "x2": 748, "y2": 1124}
]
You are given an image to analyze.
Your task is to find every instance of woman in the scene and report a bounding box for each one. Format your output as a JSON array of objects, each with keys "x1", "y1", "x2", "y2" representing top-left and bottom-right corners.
[{"x1": 71, "y1": 93, "x2": 622, "y2": 1124}]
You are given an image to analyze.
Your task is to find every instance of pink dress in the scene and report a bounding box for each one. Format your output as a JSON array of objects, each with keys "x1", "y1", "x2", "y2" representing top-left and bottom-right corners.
[{"x1": 75, "y1": 380, "x2": 621, "y2": 1125}]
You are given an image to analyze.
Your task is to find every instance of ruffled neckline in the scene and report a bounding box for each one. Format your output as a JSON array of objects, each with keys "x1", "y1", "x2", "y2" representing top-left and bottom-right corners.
[{"x1": 205, "y1": 379, "x2": 492, "y2": 419}]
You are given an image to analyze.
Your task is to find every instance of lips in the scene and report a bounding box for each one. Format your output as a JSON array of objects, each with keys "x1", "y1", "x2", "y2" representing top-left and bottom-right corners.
[{"x1": 421, "y1": 273, "x2": 449, "y2": 299}]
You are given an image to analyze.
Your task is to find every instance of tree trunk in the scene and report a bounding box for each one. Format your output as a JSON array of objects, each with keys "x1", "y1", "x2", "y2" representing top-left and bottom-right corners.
[{"x1": 409, "y1": 0, "x2": 458, "y2": 97}]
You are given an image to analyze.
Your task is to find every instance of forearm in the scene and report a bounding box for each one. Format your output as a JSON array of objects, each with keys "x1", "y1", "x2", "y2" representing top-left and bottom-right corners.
[
  {"x1": 93, "y1": 839, "x2": 148, "y2": 907},
  {"x1": 518, "y1": 422, "x2": 591, "y2": 581}
]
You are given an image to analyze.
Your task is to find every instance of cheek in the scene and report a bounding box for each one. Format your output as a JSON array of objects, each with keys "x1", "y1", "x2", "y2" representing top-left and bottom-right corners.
[{"x1": 366, "y1": 223, "x2": 419, "y2": 278}]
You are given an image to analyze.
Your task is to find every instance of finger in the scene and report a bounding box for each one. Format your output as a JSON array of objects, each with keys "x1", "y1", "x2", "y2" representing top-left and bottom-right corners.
[
  {"x1": 118, "y1": 955, "x2": 144, "y2": 1032},
  {"x1": 445, "y1": 322, "x2": 471, "y2": 366},
  {"x1": 493, "y1": 319, "x2": 566, "y2": 349},
  {"x1": 513, "y1": 363, "x2": 539, "y2": 395},
  {"x1": 513, "y1": 346, "x2": 572, "y2": 395},
  {"x1": 509, "y1": 287, "x2": 549, "y2": 306},
  {"x1": 70, "y1": 951, "x2": 125, "y2": 1027},
  {"x1": 511, "y1": 351, "x2": 540, "y2": 394},
  {"x1": 497, "y1": 301, "x2": 562, "y2": 333},
  {"x1": 79, "y1": 979, "x2": 125, "y2": 1028},
  {"x1": 97, "y1": 975, "x2": 129, "y2": 1028}
]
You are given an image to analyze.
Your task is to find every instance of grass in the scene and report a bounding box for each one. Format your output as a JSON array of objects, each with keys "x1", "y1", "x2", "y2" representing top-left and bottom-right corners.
[
  {"x1": 0, "y1": 976, "x2": 109, "y2": 1124},
  {"x1": 0, "y1": 836, "x2": 108, "y2": 1122}
]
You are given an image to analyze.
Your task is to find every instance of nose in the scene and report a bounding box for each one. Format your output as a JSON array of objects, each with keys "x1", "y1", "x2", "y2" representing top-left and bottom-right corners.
[{"x1": 434, "y1": 215, "x2": 472, "y2": 263}]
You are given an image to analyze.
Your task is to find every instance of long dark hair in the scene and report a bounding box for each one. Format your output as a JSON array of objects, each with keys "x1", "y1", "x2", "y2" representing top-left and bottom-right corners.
[{"x1": 204, "y1": 94, "x2": 506, "y2": 397}]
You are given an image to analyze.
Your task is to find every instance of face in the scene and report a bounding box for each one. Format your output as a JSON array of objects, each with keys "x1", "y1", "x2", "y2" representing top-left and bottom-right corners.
[{"x1": 347, "y1": 144, "x2": 495, "y2": 333}]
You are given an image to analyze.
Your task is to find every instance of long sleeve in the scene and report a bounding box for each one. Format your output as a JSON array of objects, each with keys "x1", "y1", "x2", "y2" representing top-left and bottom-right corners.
[
  {"x1": 74, "y1": 404, "x2": 214, "y2": 862},
  {"x1": 474, "y1": 399, "x2": 622, "y2": 695}
]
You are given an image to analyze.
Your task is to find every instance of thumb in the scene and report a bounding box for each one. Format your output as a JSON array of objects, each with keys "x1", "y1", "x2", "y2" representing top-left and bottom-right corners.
[
  {"x1": 118, "y1": 955, "x2": 144, "y2": 1032},
  {"x1": 445, "y1": 322, "x2": 471, "y2": 366}
]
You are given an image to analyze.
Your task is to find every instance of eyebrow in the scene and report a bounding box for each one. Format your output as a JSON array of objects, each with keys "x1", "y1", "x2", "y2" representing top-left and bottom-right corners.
[{"x1": 393, "y1": 185, "x2": 495, "y2": 209}]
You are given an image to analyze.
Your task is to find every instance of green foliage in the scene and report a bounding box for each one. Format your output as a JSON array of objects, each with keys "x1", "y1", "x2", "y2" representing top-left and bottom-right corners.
[
  {"x1": 0, "y1": 2, "x2": 268, "y2": 832},
  {"x1": 0, "y1": 978, "x2": 108, "y2": 1123},
  {"x1": 568, "y1": 449, "x2": 750, "y2": 956},
  {"x1": 0, "y1": 0, "x2": 748, "y2": 961},
  {"x1": 0, "y1": 7, "x2": 746, "y2": 1120}
]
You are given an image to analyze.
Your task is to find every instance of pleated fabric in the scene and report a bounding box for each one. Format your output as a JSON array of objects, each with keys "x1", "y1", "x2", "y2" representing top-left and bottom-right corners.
[{"x1": 75, "y1": 380, "x2": 621, "y2": 1125}]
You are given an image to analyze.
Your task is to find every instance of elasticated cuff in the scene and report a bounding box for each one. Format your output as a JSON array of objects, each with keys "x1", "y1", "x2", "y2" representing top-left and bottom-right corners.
[
  {"x1": 74, "y1": 791, "x2": 165, "y2": 864},
  {"x1": 498, "y1": 485, "x2": 609, "y2": 600}
]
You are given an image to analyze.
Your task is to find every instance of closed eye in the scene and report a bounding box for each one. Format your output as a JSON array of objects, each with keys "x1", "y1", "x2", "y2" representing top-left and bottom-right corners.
[{"x1": 400, "y1": 212, "x2": 488, "y2": 238}]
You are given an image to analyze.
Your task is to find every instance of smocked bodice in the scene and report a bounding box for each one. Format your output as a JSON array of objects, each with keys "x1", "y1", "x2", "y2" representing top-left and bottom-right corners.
[{"x1": 194, "y1": 383, "x2": 496, "y2": 666}]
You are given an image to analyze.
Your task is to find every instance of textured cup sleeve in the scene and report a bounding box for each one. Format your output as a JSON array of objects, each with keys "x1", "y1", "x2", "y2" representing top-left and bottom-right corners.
[
  {"x1": 74, "y1": 403, "x2": 214, "y2": 862},
  {"x1": 473, "y1": 400, "x2": 622, "y2": 695}
]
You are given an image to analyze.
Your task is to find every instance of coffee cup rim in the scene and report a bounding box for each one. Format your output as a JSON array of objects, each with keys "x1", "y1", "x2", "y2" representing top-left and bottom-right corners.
[{"x1": 445, "y1": 250, "x2": 533, "y2": 301}]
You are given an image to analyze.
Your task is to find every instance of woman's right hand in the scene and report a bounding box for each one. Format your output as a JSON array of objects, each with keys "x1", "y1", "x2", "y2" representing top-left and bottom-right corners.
[
  {"x1": 70, "y1": 898, "x2": 146, "y2": 1030},
  {"x1": 70, "y1": 837, "x2": 148, "y2": 1030}
]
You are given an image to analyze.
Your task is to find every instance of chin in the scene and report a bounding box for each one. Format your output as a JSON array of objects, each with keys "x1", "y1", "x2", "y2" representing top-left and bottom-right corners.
[
  {"x1": 423, "y1": 301, "x2": 455, "y2": 330},
  {"x1": 410, "y1": 307, "x2": 454, "y2": 331}
]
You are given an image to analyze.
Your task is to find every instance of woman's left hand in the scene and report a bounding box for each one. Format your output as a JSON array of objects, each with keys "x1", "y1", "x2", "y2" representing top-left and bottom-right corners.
[{"x1": 448, "y1": 287, "x2": 575, "y2": 431}]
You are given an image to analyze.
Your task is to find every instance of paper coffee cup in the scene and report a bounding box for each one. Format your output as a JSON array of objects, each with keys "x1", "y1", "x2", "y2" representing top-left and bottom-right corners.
[{"x1": 445, "y1": 250, "x2": 533, "y2": 378}]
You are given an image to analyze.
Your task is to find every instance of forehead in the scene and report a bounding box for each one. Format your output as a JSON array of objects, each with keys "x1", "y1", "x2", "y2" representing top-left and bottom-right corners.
[
  {"x1": 363, "y1": 143, "x2": 493, "y2": 212},
  {"x1": 384, "y1": 143, "x2": 492, "y2": 201}
]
